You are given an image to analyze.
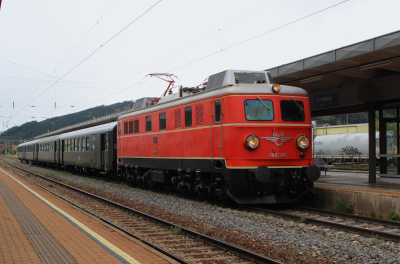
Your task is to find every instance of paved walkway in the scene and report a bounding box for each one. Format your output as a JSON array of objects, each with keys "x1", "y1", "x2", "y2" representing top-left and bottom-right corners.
[
  {"x1": 0, "y1": 167, "x2": 176, "y2": 264},
  {"x1": 316, "y1": 171, "x2": 400, "y2": 194}
]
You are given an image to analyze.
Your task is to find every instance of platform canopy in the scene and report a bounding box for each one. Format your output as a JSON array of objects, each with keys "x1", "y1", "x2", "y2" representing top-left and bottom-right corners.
[{"x1": 265, "y1": 30, "x2": 400, "y2": 117}]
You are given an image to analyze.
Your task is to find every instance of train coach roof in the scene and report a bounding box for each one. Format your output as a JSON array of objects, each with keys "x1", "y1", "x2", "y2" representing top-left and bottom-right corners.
[
  {"x1": 119, "y1": 83, "x2": 307, "y2": 120},
  {"x1": 18, "y1": 140, "x2": 38, "y2": 147}
]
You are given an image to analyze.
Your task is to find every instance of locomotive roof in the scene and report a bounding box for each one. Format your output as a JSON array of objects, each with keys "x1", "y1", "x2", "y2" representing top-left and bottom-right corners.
[{"x1": 118, "y1": 83, "x2": 308, "y2": 120}]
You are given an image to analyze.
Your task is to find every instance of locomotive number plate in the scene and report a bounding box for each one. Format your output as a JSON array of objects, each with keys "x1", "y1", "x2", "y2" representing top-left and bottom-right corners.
[{"x1": 270, "y1": 153, "x2": 287, "y2": 158}]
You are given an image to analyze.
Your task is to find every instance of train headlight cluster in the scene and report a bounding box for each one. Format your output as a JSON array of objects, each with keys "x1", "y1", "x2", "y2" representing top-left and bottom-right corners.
[
  {"x1": 272, "y1": 84, "x2": 281, "y2": 93},
  {"x1": 245, "y1": 134, "x2": 260, "y2": 150},
  {"x1": 296, "y1": 135, "x2": 309, "y2": 150}
]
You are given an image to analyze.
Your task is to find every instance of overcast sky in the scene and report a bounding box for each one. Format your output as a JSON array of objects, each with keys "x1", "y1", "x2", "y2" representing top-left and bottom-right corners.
[{"x1": 0, "y1": 0, "x2": 399, "y2": 132}]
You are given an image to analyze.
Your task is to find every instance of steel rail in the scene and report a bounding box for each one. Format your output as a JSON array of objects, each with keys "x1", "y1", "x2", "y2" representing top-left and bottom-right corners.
[
  {"x1": 2, "y1": 159, "x2": 281, "y2": 264},
  {"x1": 244, "y1": 206, "x2": 400, "y2": 242},
  {"x1": 295, "y1": 206, "x2": 400, "y2": 228}
]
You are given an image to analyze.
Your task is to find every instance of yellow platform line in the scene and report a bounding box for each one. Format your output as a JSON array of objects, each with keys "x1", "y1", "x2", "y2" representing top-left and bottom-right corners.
[{"x1": 0, "y1": 168, "x2": 140, "y2": 264}]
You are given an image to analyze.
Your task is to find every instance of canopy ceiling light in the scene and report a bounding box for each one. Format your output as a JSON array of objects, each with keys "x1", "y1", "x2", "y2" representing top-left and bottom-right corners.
[
  {"x1": 360, "y1": 60, "x2": 392, "y2": 71},
  {"x1": 300, "y1": 75, "x2": 323, "y2": 84}
]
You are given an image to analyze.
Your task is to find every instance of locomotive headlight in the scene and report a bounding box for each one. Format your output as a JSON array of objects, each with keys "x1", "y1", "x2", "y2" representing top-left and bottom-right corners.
[
  {"x1": 296, "y1": 135, "x2": 309, "y2": 150},
  {"x1": 272, "y1": 84, "x2": 281, "y2": 93},
  {"x1": 246, "y1": 134, "x2": 260, "y2": 150}
]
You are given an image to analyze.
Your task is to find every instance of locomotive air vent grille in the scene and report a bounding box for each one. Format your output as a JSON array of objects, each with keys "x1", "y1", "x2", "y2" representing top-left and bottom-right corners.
[
  {"x1": 175, "y1": 109, "x2": 181, "y2": 128},
  {"x1": 134, "y1": 119, "x2": 139, "y2": 133},
  {"x1": 206, "y1": 71, "x2": 226, "y2": 90},
  {"x1": 234, "y1": 72, "x2": 266, "y2": 84},
  {"x1": 129, "y1": 121, "x2": 133, "y2": 134},
  {"x1": 196, "y1": 104, "x2": 203, "y2": 125},
  {"x1": 124, "y1": 122, "x2": 129, "y2": 135}
]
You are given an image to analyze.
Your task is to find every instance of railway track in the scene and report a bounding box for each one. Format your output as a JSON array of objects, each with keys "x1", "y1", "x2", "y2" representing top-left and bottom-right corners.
[
  {"x1": 244, "y1": 205, "x2": 400, "y2": 242},
  {"x1": 0, "y1": 158, "x2": 280, "y2": 264}
]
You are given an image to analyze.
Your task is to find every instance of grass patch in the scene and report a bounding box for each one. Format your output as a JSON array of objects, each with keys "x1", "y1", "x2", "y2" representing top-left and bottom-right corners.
[
  {"x1": 170, "y1": 226, "x2": 181, "y2": 235},
  {"x1": 370, "y1": 211, "x2": 376, "y2": 218},
  {"x1": 47, "y1": 183, "x2": 55, "y2": 187},
  {"x1": 203, "y1": 226, "x2": 212, "y2": 235},
  {"x1": 369, "y1": 237, "x2": 379, "y2": 247},
  {"x1": 378, "y1": 213, "x2": 384, "y2": 219},
  {"x1": 331, "y1": 199, "x2": 353, "y2": 214},
  {"x1": 299, "y1": 216, "x2": 308, "y2": 223},
  {"x1": 65, "y1": 180, "x2": 73, "y2": 186},
  {"x1": 348, "y1": 249, "x2": 354, "y2": 258},
  {"x1": 388, "y1": 209, "x2": 400, "y2": 221},
  {"x1": 260, "y1": 215, "x2": 279, "y2": 223}
]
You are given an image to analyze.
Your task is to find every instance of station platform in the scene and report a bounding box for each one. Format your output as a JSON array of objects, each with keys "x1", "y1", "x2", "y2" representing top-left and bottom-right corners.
[
  {"x1": 0, "y1": 167, "x2": 176, "y2": 264},
  {"x1": 312, "y1": 171, "x2": 400, "y2": 216}
]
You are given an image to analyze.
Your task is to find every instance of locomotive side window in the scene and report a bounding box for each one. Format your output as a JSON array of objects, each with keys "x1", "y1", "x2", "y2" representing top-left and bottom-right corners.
[
  {"x1": 86, "y1": 137, "x2": 90, "y2": 151},
  {"x1": 118, "y1": 122, "x2": 121, "y2": 136},
  {"x1": 244, "y1": 99, "x2": 274, "y2": 121},
  {"x1": 185, "y1": 106, "x2": 192, "y2": 127},
  {"x1": 124, "y1": 122, "x2": 129, "y2": 135},
  {"x1": 196, "y1": 105, "x2": 203, "y2": 125},
  {"x1": 134, "y1": 119, "x2": 139, "y2": 133},
  {"x1": 82, "y1": 137, "x2": 85, "y2": 151},
  {"x1": 129, "y1": 121, "x2": 133, "y2": 134},
  {"x1": 146, "y1": 116, "x2": 152, "y2": 132},
  {"x1": 214, "y1": 101, "x2": 221, "y2": 123},
  {"x1": 175, "y1": 109, "x2": 181, "y2": 128},
  {"x1": 280, "y1": 100, "x2": 305, "y2": 122},
  {"x1": 159, "y1": 112, "x2": 166, "y2": 131}
]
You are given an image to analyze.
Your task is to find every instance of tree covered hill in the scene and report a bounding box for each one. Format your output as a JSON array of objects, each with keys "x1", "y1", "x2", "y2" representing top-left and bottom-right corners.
[{"x1": 0, "y1": 101, "x2": 134, "y2": 143}]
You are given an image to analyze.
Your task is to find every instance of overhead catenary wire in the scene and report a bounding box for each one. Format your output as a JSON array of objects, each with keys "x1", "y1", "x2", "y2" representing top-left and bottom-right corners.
[
  {"x1": 8, "y1": 0, "x2": 163, "y2": 125},
  {"x1": 71, "y1": 0, "x2": 349, "y2": 113},
  {"x1": 14, "y1": 0, "x2": 118, "y2": 107},
  {"x1": 58, "y1": 0, "x2": 278, "y2": 109}
]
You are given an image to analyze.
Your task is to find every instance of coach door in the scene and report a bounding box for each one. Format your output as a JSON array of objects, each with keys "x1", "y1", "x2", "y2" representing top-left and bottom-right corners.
[
  {"x1": 211, "y1": 100, "x2": 223, "y2": 167},
  {"x1": 91, "y1": 134, "x2": 97, "y2": 169},
  {"x1": 100, "y1": 133, "x2": 105, "y2": 170},
  {"x1": 61, "y1": 140, "x2": 64, "y2": 164}
]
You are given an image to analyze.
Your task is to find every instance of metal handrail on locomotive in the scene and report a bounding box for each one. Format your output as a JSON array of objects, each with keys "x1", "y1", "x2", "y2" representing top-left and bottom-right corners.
[{"x1": 18, "y1": 70, "x2": 320, "y2": 204}]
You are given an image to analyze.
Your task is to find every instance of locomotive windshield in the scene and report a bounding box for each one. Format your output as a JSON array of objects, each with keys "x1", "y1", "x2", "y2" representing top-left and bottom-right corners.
[
  {"x1": 244, "y1": 99, "x2": 274, "y2": 121},
  {"x1": 280, "y1": 100, "x2": 305, "y2": 121}
]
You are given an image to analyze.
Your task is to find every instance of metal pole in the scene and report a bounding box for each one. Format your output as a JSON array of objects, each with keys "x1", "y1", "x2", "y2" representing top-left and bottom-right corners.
[{"x1": 368, "y1": 105, "x2": 377, "y2": 183}]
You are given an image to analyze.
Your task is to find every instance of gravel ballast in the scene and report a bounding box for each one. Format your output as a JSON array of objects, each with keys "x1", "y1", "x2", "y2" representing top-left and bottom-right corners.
[{"x1": 5, "y1": 159, "x2": 400, "y2": 264}]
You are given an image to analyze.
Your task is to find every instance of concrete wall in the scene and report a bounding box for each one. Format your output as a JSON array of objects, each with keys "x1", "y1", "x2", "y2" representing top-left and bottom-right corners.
[{"x1": 306, "y1": 187, "x2": 400, "y2": 217}]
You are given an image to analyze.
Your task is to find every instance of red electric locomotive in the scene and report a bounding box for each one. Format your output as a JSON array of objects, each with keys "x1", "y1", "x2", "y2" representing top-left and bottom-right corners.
[{"x1": 117, "y1": 70, "x2": 320, "y2": 204}]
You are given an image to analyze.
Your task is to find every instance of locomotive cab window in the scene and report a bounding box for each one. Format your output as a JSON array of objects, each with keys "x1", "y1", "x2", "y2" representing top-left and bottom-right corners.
[
  {"x1": 244, "y1": 99, "x2": 274, "y2": 121},
  {"x1": 280, "y1": 100, "x2": 305, "y2": 122},
  {"x1": 159, "y1": 112, "x2": 166, "y2": 131},
  {"x1": 185, "y1": 106, "x2": 192, "y2": 127},
  {"x1": 214, "y1": 101, "x2": 221, "y2": 123},
  {"x1": 146, "y1": 116, "x2": 152, "y2": 132}
]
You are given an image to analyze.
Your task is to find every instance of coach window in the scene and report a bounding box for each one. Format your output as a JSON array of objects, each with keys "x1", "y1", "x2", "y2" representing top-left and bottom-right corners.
[
  {"x1": 82, "y1": 137, "x2": 85, "y2": 151},
  {"x1": 185, "y1": 106, "x2": 192, "y2": 127},
  {"x1": 92, "y1": 136, "x2": 96, "y2": 151},
  {"x1": 159, "y1": 112, "x2": 166, "y2": 130},
  {"x1": 67, "y1": 140, "x2": 69, "y2": 152},
  {"x1": 75, "y1": 139, "x2": 77, "y2": 151},
  {"x1": 105, "y1": 132, "x2": 109, "y2": 151},
  {"x1": 244, "y1": 99, "x2": 274, "y2": 121},
  {"x1": 214, "y1": 101, "x2": 221, "y2": 123},
  {"x1": 146, "y1": 116, "x2": 152, "y2": 132},
  {"x1": 86, "y1": 137, "x2": 90, "y2": 151},
  {"x1": 64, "y1": 141, "x2": 67, "y2": 152},
  {"x1": 78, "y1": 138, "x2": 81, "y2": 151}
]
